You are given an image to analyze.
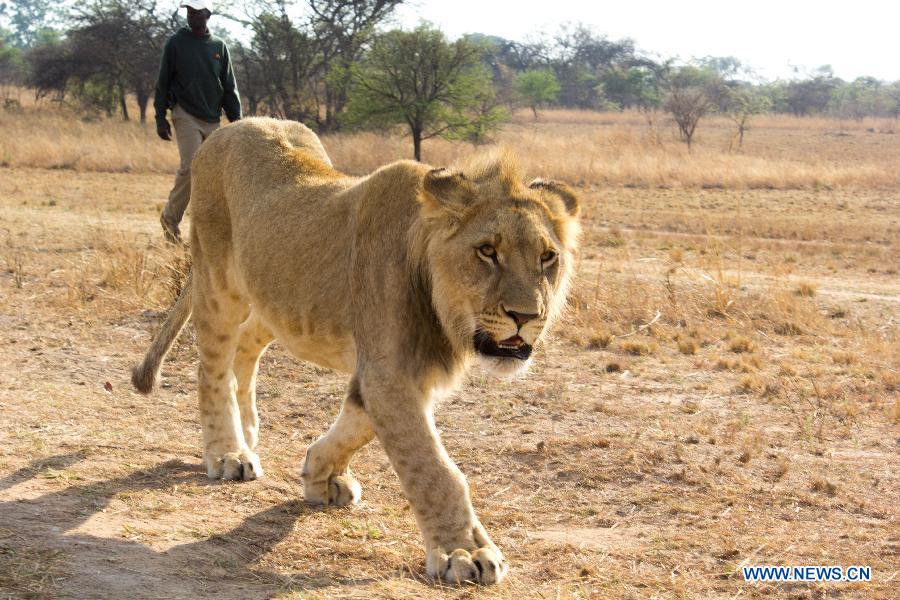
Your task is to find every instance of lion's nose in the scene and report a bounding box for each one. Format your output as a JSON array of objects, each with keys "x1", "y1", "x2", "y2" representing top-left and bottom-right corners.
[{"x1": 502, "y1": 306, "x2": 539, "y2": 328}]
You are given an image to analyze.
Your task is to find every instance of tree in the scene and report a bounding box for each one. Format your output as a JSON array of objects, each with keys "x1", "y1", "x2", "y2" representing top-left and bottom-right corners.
[
  {"x1": 308, "y1": 0, "x2": 404, "y2": 131},
  {"x1": 0, "y1": 0, "x2": 57, "y2": 48},
  {"x1": 464, "y1": 76, "x2": 509, "y2": 144},
  {"x1": 23, "y1": 1, "x2": 175, "y2": 122},
  {"x1": 23, "y1": 35, "x2": 69, "y2": 102},
  {"x1": 515, "y1": 70, "x2": 559, "y2": 119},
  {"x1": 783, "y1": 65, "x2": 840, "y2": 116},
  {"x1": 227, "y1": 0, "x2": 404, "y2": 128},
  {"x1": 346, "y1": 25, "x2": 504, "y2": 161},
  {"x1": 236, "y1": 3, "x2": 320, "y2": 122},
  {"x1": 0, "y1": 31, "x2": 25, "y2": 102},
  {"x1": 726, "y1": 85, "x2": 771, "y2": 149},
  {"x1": 598, "y1": 65, "x2": 664, "y2": 112},
  {"x1": 545, "y1": 24, "x2": 637, "y2": 109},
  {"x1": 664, "y1": 66, "x2": 717, "y2": 150},
  {"x1": 491, "y1": 37, "x2": 547, "y2": 72},
  {"x1": 832, "y1": 77, "x2": 891, "y2": 120},
  {"x1": 886, "y1": 81, "x2": 900, "y2": 119}
]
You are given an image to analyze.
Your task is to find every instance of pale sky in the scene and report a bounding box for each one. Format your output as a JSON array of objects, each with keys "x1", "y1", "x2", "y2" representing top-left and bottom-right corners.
[{"x1": 390, "y1": 0, "x2": 900, "y2": 82}]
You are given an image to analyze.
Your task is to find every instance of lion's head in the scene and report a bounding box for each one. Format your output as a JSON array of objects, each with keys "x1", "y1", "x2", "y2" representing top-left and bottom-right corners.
[{"x1": 416, "y1": 152, "x2": 581, "y2": 378}]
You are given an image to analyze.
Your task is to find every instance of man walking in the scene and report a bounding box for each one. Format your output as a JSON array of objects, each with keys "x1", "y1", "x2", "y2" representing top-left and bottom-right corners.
[{"x1": 154, "y1": 0, "x2": 241, "y2": 243}]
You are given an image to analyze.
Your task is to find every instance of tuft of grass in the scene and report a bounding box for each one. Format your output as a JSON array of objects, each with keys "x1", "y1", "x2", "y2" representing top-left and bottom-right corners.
[
  {"x1": 715, "y1": 355, "x2": 762, "y2": 373},
  {"x1": 587, "y1": 328, "x2": 614, "y2": 350},
  {"x1": 778, "y1": 362, "x2": 798, "y2": 377},
  {"x1": 97, "y1": 237, "x2": 153, "y2": 295},
  {"x1": 621, "y1": 339, "x2": 657, "y2": 356},
  {"x1": 728, "y1": 335, "x2": 757, "y2": 354},
  {"x1": 3, "y1": 244, "x2": 26, "y2": 289},
  {"x1": 597, "y1": 226, "x2": 626, "y2": 247},
  {"x1": 774, "y1": 321, "x2": 804, "y2": 336},
  {"x1": 543, "y1": 434, "x2": 611, "y2": 451},
  {"x1": 774, "y1": 455, "x2": 790, "y2": 480},
  {"x1": 715, "y1": 357, "x2": 737, "y2": 371},
  {"x1": 811, "y1": 478, "x2": 838, "y2": 496},
  {"x1": 795, "y1": 282, "x2": 818, "y2": 297},
  {"x1": 736, "y1": 374, "x2": 766, "y2": 395},
  {"x1": 832, "y1": 351, "x2": 857, "y2": 366},
  {"x1": 882, "y1": 370, "x2": 899, "y2": 393},
  {"x1": 677, "y1": 337, "x2": 699, "y2": 355}
]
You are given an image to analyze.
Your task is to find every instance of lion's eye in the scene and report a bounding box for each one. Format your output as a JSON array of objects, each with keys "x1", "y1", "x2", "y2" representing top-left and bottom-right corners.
[
  {"x1": 541, "y1": 250, "x2": 558, "y2": 265},
  {"x1": 477, "y1": 244, "x2": 498, "y2": 262}
]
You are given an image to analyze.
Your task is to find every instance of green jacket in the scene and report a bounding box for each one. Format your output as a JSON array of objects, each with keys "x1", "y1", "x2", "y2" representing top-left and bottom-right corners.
[{"x1": 154, "y1": 28, "x2": 241, "y2": 124}]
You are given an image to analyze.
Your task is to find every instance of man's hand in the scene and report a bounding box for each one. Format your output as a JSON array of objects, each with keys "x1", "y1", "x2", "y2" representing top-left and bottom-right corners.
[{"x1": 157, "y1": 119, "x2": 172, "y2": 141}]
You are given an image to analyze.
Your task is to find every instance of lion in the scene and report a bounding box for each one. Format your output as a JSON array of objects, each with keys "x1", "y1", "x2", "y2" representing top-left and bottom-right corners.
[{"x1": 131, "y1": 117, "x2": 580, "y2": 585}]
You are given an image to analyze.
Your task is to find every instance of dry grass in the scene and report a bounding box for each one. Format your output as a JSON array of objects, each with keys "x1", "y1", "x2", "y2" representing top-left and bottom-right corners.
[
  {"x1": 676, "y1": 337, "x2": 699, "y2": 355},
  {"x1": 0, "y1": 108, "x2": 175, "y2": 173},
  {"x1": 0, "y1": 104, "x2": 898, "y2": 598},
  {"x1": 326, "y1": 111, "x2": 900, "y2": 189},
  {"x1": 727, "y1": 335, "x2": 757, "y2": 354},
  {"x1": 0, "y1": 544, "x2": 67, "y2": 598},
  {"x1": 795, "y1": 281, "x2": 818, "y2": 297},
  {"x1": 3, "y1": 99, "x2": 900, "y2": 189},
  {"x1": 586, "y1": 328, "x2": 614, "y2": 350},
  {"x1": 619, "y1": 338, "x2": 657, "y2": 356}
]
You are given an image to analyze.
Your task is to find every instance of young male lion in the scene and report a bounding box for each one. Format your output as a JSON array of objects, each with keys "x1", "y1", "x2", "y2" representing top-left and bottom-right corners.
[{"x1": 132, "y1": 117, "x2": 580, "y2": 584}]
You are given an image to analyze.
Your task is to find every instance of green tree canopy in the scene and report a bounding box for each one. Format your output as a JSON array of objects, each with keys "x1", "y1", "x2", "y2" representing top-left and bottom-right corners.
[
  {"x1": 0, "y1": 0, "x2": 57, "y2": 48},
  {"x1": 346, "y1": 24, "x2": 505, "y2": 161},
  {"x1": 0, "y1": 31, "x2": 25, "y2": 91},
  {"x1": 596, "y1": 65, "x2": 664, "y2": 111},
  {"x1": 515, "y1": 69, "x2": 560, "y2": 119},
  {"x1": 725, "y1": 84, "x2": 771, "y2": 148}
]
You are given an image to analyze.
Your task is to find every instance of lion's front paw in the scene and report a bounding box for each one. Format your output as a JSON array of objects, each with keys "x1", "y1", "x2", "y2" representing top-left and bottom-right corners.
[
  {"x1": 427, "y1": 546, "x2": 508, "y2": 585},
  {"x1": 303, "y1": 471, "x2": 362, "y2": 506},
  {"x1": 205, "y1": 449, "x2": 263, "y2": 481}
]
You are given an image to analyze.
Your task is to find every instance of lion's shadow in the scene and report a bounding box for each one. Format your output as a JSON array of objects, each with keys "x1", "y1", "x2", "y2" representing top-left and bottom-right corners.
[{"x1": 0, "y1": 453, "x2": 381, "y2": 598}]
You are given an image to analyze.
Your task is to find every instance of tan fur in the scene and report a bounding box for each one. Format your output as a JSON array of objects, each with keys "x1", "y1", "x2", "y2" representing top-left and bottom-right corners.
[{"x1": 131, "y1": 117, "x2": 580, "y2": 585}]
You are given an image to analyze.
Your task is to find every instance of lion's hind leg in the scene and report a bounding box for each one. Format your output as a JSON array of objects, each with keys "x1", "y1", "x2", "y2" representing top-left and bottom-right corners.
[
  {"x1": 193, "y1": 267, "x2": 261, "y2": 481},
  {"x1": 233, "y1": 313, "x2": 274, "y2": 450},
  {"x1": 301, "y1": 378, "x2": 374, "y2": 506}
]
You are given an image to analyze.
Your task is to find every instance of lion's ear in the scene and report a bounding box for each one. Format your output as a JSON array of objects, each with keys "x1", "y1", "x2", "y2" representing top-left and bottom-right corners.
[
  {"x1": 420, "y1": 168, "x2": 477, "y2": 219},
  {"x1": 528, "y1": 178, "x2": 581, "y2": 217}
]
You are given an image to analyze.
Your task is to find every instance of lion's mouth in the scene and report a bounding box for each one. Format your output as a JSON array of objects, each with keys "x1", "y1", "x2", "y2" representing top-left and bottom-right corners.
[{"x1": 474, "y1": 330, "x2": 532, "y2": 360}]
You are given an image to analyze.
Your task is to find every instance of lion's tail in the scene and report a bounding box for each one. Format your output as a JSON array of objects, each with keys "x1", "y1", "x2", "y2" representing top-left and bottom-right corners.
[{"x1": 131, "y1": 271, "x2": 193, "y2": 394}]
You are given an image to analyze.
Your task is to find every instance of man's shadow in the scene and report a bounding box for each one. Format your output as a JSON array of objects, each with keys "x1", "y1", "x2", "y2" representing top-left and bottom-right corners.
[{"x1": 0, "y1": 453, "x2": 381, "y2": 598}]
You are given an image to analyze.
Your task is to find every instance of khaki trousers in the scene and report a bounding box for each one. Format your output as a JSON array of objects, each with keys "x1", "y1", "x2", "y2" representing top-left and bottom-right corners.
[{"x1": 162, "y1": 104, "x2": 220, "y2": 226}]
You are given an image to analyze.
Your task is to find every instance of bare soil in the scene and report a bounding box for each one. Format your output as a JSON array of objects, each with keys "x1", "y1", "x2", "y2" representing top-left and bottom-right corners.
[{"x1": 0, "y1": 165, "x2": 897, "y2": 599}]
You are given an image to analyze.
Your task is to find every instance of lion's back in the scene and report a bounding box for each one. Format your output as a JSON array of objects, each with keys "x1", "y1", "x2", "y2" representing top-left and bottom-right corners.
[
  {"x1": 190, "y1": 118, "x2": 344, "y2": 226},
  {"x1": 197, "y1": 117, "x2": 333, "y2": 177}
]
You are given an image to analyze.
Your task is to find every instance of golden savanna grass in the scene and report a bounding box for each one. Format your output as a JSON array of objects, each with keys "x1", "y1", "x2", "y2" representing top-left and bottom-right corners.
[
  {"x1": 0, "y1": 102, "x2": 897, "y2": 598},
  {"x1": 3, "y1": 97, "x2": 900, "y2": 188}
]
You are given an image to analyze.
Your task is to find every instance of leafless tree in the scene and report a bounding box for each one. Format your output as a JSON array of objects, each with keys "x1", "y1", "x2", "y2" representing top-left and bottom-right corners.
[{"x1": 664, "y1": 66, "x2": 715, "y2": 150}]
